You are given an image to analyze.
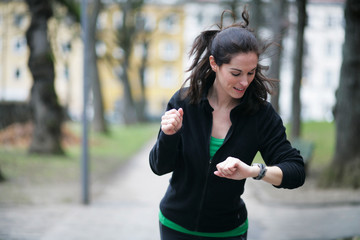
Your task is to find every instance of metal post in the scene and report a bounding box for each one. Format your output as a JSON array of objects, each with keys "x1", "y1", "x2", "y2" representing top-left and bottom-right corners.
[{"x1": 81, "y1": 0, "x2": 90, "y2": 205}]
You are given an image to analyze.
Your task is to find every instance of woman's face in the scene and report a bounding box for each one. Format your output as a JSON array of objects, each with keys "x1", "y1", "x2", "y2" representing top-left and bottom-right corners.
[{"x1": 210, "y1": 52, "x2": 258, "y2": 100}]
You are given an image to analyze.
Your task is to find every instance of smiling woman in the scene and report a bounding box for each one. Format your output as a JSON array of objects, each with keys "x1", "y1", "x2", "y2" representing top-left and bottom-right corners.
[
  {"x1": 149, "y1": 7, "x2": 305, "y2": 240},
  {"x1": 209, "y1": 52, "x2": 258, "y2": 104}
]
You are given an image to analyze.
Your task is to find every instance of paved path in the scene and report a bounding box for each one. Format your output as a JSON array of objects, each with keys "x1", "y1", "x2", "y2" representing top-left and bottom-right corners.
[{"x1": 1, "y1": 139, "x2": 360, "y2": 240}]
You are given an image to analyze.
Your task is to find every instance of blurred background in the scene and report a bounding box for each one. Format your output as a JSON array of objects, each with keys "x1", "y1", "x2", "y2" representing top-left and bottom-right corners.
[{"x1": 0, "y1": 0, "x2": 359, "y2": 239}]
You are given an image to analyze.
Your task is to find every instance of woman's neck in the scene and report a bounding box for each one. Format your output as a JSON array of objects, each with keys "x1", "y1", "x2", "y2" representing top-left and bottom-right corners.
[{"x1": 208, "y1": 80, "x2": 239, "y2": 110}]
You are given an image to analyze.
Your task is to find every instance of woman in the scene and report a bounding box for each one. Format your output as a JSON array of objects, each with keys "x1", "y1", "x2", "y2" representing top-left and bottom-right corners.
[{"x1": 149, "y1": 8, "x2": 305, "y2": 240}]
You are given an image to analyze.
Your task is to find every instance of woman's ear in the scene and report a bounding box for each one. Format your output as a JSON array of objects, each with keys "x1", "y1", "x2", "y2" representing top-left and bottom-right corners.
[{"x1": 209, "y1": 55, "x2": 217, "y2": 72}]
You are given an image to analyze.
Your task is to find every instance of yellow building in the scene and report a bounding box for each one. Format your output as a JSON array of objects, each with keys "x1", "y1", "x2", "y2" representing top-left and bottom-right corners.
[
  {"x1": 136, "y1": 4, "x2": 185, "y2": 118},
  {"x1": 0, "y1": 1, "x2": 32, "y2": 102},
  {"x1": 0, "y1": 1, "x2": 186, "y2": 122},
  {"x1": 0, "y1": 1, "x2": 84, "y2": 121},
  {"x1": 97, "y1": 3, "x2": 186, "y2": 120}
]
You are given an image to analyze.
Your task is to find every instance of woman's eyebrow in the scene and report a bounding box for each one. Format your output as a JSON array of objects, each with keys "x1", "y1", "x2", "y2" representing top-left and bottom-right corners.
[{"x1": 229, "y1": 67, "x2": 257, "y2": 72}]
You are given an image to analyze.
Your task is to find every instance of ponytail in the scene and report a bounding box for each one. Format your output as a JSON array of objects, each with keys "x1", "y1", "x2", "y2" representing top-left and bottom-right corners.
[{"x1": 183, "y1": 29, "x2": 219, "y2": 103}]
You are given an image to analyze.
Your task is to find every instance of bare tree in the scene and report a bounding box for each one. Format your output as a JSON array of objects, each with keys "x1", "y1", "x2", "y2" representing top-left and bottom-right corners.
[
  {"x1": 137, "y1": 24, "x2": 150, "y2": 122},
  {"x1": 291, "y1": 0, "x2": 307, "y2": 139},
  {"x1": 56, "y1": 0, "x2": 108, "y2": 133},
  {"x1": 86, "y1": 0, "x2": 108, "y2": 132},
  {"x1": 25, "y1": 0, "x2": 64, "y2": 154},
  {"x1": 320, "y1": 0, "x2": 360, "y2": 188},
  {"x1": 268, "y1": 0, "x2": 287, "y2": 113},
  {"x1": 114, "y1": 0, "x2": 144, "y2": 124}
]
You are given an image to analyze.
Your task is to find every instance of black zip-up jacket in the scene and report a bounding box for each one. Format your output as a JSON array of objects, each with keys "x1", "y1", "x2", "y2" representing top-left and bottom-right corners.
[{"x1": 149, "y1": 89, "x2": 305, "y2": 233}]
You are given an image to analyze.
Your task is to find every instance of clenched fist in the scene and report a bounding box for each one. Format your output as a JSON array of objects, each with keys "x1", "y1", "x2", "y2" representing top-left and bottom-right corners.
[
  {"x1": 214, "y1": 157, "x2": 257, "y2": 180},
  {"x1": 161, "y1": 108, "x2": 184, "y2": 135}
]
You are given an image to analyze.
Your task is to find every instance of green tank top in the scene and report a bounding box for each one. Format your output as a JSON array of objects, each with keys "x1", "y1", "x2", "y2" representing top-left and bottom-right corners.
[
  {"x1": 210, "y1": 136, "x2": 224, "y2": 159},
  {"x1": 158, "y1": 136, "x2": 248, "y2": 237}
]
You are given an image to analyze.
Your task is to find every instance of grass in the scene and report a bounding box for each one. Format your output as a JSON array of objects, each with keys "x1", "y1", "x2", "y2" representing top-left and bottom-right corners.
[
  {"x1": 0, "y1": 122, "x2": 159, "y2": 204},
  {"x1": 0, "y1": 120, "x2": 335, "y2": 203},
  {"x1": 254, "y1": 121, "x2": 335, "y2": 172},
  {"x1": 292, "y1": 121, "x2": 335, "y2": 168}
]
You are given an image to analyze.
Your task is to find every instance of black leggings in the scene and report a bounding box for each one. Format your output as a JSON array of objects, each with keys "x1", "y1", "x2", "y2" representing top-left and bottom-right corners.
[{"x1": 159, "y1": 223, "x2": 247, "y2": 240}]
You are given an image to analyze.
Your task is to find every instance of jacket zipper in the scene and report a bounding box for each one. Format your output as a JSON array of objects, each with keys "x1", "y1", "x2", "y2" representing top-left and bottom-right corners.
[
  {"x1": 195, "y1": 147, "x2": 213, "y2": 231},
  {"x1": 194, "y1": 120, "x2": 234, "y2": 231},
  {"x1": 194, "y1": 114, "x2": 213, "y2": 231}
]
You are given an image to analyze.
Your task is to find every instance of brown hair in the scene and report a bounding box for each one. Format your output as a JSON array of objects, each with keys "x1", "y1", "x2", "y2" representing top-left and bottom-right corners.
[{"x1": 182, "y1": 8, "x2": 277, "y2": 114}]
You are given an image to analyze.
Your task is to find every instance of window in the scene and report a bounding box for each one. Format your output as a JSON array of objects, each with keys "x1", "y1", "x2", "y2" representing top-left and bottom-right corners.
[
  {"x1": 97, "y1": 12, "x2": 107, "y2": 30},
  {"x1": 113, "y1": 47, "x2": 124, "y2": 60},
  {"x1": 14, "y1": 68, "x2": 21, "y2": 81},
  {"x1": 159, "y1": 66, "x2": 178, "y2": 88},
  {"x1": 197, "y1": 13, "x2": 203, "y2": 25},
  {"x1": 144, "y1": 67, "x2": 155, "y2": 87},
  {"x1": 113, "y1": 11, "x2": 123, "y2": 29},
  {"x1": 61, "y1": 41, "x2": 71, "y2": 54},
  {"x1": 326, "y1": 15, "x2": 336, "y2": 28},
  {"x1": 136, "y1": 12, "x2": 156, "y2": 32},
  {"x1": 159, "y1": 14, "x2": 179, "y2": 34},
  {"x1": 143, "y1": 13, "x2": 156, "y2": 32},
  {"x1": 325, "y1": 41, "x2": 334, "y2": 57},
  {"x1": 64, "y1": 64, "x2": 69, "y2": 81},
  {"x1": 13, "y1": 14, "x2": 25, "y2": 28},
  {"x1": 159, "y1": 40, "x2": 179, "y2": 61},
  {"x1": 96, "y1": 41, "x2": 106, "y2": 57},
  {"x1": 13, "y1": 37, "x2": 26, "y2": 54},
  {"x1": 325, "y1": 69, "x2": 338, "y2": 88}
]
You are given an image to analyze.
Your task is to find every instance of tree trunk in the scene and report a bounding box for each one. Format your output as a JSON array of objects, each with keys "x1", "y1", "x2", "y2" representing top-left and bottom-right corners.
[
  {"x1": 320, "y1": 0, "x2": 360, "y2": 189},
  {"x1": 120, "y1": 57, "x2": 138, "y2": 124},
  {"x1": 269, "y1": 0, "x2": 287, "y2": 113},
  {"x1": 25, "y1": 0, "x2": 64, "y2": 154},
  {"x1": 116, "y1": 0, "x2": 144, "y2": 124},
  {"x1": 0, "y1": 168, "x2": 5, "y2": 182},
  {"x1": 291, "y1": 0, "x2": 307, "y2": 139},
  {"x1": 137, "y1": 40, "x2": 149, "y2": 122},
  {"x1": 250, "y1": 0, "x2": 262, "y2": 33},
  {"x1": 87, "y1": 0, "x2": 108, "y2": 133}
]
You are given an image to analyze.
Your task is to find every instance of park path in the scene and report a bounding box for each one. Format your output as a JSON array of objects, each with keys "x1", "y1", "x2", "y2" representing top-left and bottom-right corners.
[{"x1": 0, "y1": 138, "x2": 360, "y2": 240}]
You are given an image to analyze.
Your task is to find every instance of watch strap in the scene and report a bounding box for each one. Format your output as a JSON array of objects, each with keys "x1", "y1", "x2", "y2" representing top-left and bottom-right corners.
[{"x1": 252, "y1": 163, "x2": 267, "y2": 180}]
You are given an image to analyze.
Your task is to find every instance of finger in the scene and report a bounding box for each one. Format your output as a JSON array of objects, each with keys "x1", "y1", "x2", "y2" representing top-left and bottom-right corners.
[
  {"x1": 178, "y1": 108, "x2": 184, "y2": 117},
  {"x1": 161, "y1": 124, "x2": 175, "y2": 135},
  {"x1": 214, "y1": 170, "x2": 225, "y2": 178},
  {"x1": 163, "y1": 112, "x2": 181, "y2": 123},
  {"x1": 217, "y1": 158, "x2": 238, "y2": 175},
  {"x1": 165, "y1": 109, "x2": 179, "y2": 116},
  {"x1": 221, "y1": 166, "x2": 235, "y2": 176},
  {"x1": 165, "y1": 108, "x2": 183, "y2": 120}
]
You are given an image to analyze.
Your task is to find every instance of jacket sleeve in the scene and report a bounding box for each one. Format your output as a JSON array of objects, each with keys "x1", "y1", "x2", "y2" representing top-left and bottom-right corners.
[
  {"x1": 257, "y1": 103, "x2": 306, "y2": 189},
  {"x1": 149, "y1": 92, "x2": 183, "y2": 176}
]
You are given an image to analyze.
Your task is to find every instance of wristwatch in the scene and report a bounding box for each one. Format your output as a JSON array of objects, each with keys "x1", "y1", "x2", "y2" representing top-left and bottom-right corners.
[{"x1": 252, "y1": 163, "x2": 267, "y2": 180}]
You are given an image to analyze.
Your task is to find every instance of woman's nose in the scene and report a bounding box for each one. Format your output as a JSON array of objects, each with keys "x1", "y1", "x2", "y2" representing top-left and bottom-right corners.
[{"x1": 239, "y1": 76, "x2": 249, "y2": 87}]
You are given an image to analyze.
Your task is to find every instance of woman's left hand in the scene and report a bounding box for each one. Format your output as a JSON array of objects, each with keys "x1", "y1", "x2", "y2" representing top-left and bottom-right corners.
[{"x1": 214, "y1": 157, "x2": 258, "y2": 180}]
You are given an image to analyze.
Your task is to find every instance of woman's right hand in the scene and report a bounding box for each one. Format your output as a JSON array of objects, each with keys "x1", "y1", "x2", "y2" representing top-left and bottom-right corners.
[{"x1": 161, "y1": 108, "x2": 184, "y2": 135}]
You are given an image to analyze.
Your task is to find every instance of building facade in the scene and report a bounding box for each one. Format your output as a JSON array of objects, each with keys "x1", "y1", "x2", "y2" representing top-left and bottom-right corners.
[
  {"x1": 0, "y1": 0, "x2": 345, "y2": 123},
  {"x1": 0, "y1": 1, "x2": 31, "y2": 102}
]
